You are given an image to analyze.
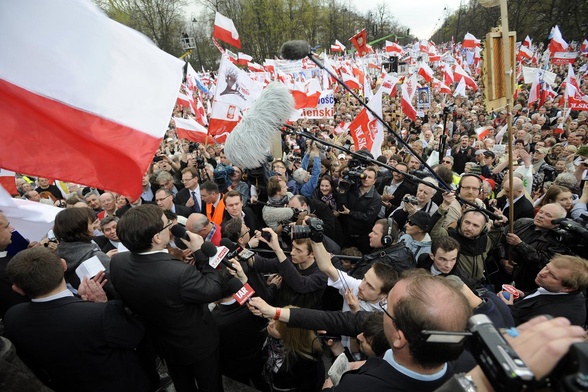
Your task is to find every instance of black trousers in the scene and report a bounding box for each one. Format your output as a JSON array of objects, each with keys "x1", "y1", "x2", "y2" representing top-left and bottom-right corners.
[{"x1": 166, "y1": 348, "x2": 224, "y2": 392}]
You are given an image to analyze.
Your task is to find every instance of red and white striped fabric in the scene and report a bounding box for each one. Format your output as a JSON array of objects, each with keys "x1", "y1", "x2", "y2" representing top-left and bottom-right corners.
[
  {"x1": 0, "y1": 169, "x2": 18, "y2": 196},
  {"x1": 548, "y1": 25, "x2": 568, "y2": 54},
  {"x1": 331, "y1": 40, "x2": 346, "y2": 52},
  {"x1": 517, "y1": 45, "x2": 533, "y2": 61},
  {"x1": 237, "y1": 52, "x2": 252, "y2": 65},
  {"x1": 462, "y1": 33, "x2": 480, "y2": 48},
  {"x1": 400, "y1": 83, "x2": 417, "y2": 121},
  {"x1": 432, "y1": 78, "x2": 451, "y2": 94},
  {"x1": 213, "y1": 12, "x2": 241, "y2": 49},
  {"x1": 341, "y1": 73, "x2": 361, "y2": 90},
  {"x1": 442, "y1": 63, "x2": 454, "y2": 85},
  {"x1": 380, "y1": 73, "x2": 399, "y2": 96},
  {"x1": 385, "y1": 41, "x2": 404, "y2": 55},
  {"x1": 475, "y1": 126, "x2": 493, "y2": 141},
  {"x1": 417, "y1": 63, "x2": 434, "y2": 82},
  {"x1": 173, "y1": 117, "x2": 215, "y2": 144},
  {"x1": 453, "y1": 63, "x2": 478, "y2": 91},
  {"x1": 527, "y1": 71, "x2": 541, "y2": 108},
  {"x1": 523, "y1": 35, "x2": 532, "y2": 48},
  {"x1": 248, "y1": 62, "x2": 264, "y2": 72},
  {"x1": 0, "y1": 0, "x2": 183, "y2": 198}
]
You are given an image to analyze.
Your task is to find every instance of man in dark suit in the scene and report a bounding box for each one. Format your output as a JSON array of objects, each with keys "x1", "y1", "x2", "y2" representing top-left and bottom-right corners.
[
  {"x1": 3, "y1": 247, "x2": 151, "y2": 392},
  {"x1": 499, "y1": 254, "x2": 588, "y2": 326},
  {"x1": 377, "y1": 163, "x2": 416, "y2": 218},
  {"x1": 94, "y1": 215, "x2": 120, "y2": 254},
  {"x1": 221, "y1": 190, "x2": 260, "y2": 236},
  {"x1": 155, "y1": 188, "x2": 192, "y2": 219},
  {"x1": 175, "y1": 167, "x2": 204, "y2": 214},
  {"x1": 0, "y1": 211, "x2": 27, "y2": 318},
  {"x1": 496, "y1": 177, "x2": 534, "y2": 221},
  {"x1": 111, "y1": 204, "x2": 226, "y2": 392}
]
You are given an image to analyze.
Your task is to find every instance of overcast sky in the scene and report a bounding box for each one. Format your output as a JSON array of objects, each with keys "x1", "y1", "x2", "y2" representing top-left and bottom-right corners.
[
  {"x1": 186, "y1": 0, "x2": 466, "y2": 41},
  {"x1": 353, "y1": 0, "x2": 465, "y2": 40}
]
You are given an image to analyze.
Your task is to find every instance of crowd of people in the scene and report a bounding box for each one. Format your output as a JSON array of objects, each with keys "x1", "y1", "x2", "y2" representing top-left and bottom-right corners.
[{"x1": 2, "y1": 51, "x2": 588, "y2": 392}]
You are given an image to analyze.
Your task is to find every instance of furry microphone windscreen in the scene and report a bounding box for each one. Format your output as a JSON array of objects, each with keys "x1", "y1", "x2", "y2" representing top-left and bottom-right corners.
[
  {"x1": 280, "y1": 40, "x2": 311, "y2": 60},
  {"x1": 224, "y1": 82, "x2": 294, "y2": 169}
]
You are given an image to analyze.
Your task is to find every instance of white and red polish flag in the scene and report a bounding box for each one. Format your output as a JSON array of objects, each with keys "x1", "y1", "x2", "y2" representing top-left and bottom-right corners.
[
  {"x1": 208, "y1": 56, "x2": 262, "y2": 142},
  {"x1": 417, "y1": 63, "x2": 434, "y2": 82},
  {"x1": 462, "y1": 33, "x2": 480, "y2": 48},
  {"x1": 527, "y1": 71, "x2": 541, "y2": 108},
  {"x1": 173, "y1": 117, "x2": 215, "y2": 144},
  {"x1": 213, "y1": 12, "x2": 241, "y2": 49},
  {"x1": 0, "y1": 0, "x2": 183, "y2": 199},
  {"x1": 348, "y1": 88, "x2": 384, "y2": 158},
  {"x1": 523, "y1": 35, "x2": 532, "y2": 48},
  {"x1": 400, "y1": 83, "x2": 417, "y2": 122},
  {"x1": 453, "y1": 63, "x2": 478, "y2": 91},
  {"x1": 548, "y1": 26, "x2": 568, "y2": 54},
  {"x1": 238, "y1": 52, "x2": 252, "y2": 65}
]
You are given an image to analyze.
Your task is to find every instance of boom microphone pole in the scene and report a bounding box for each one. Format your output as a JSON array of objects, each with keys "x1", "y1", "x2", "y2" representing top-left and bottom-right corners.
[
  {"x1": 282, "y1": 125, "x2": 502, "y2": 220},
  {"x1": 280, "y1": 40, "x2": 452, "y2": 192}
]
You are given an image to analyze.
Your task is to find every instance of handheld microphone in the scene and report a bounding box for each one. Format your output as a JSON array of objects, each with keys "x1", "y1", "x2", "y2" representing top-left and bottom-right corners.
[
  {"x1": 224, "y1": 82, "x2": 295, "y2": 169},
  {"x1": 194, "y1": 241, "x2": 217, "y2": 264},
  {"x1": 227, "y1": 277, "x2": 255, "y2": 305},
  {"x1": 207, "y1": 241, "x2": 238, "y2": 271},
  {"x1": 170, "y1": 224, "x2": 190, "y2": 249}
]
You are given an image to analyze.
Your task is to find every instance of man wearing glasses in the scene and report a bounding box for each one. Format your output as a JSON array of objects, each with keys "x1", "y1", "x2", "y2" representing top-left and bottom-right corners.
[
  {"x1": 111, "y1": 204, "x2": 226, "y2": 392},
  {"x1": 249, "y1": 270, "x2": 472, "y2": 391},
  {"x1": 175, "y1": 167, "x2": 203, "y2": 213},
  {"x1": 155, "y1": 188, "x2": 191, "y2": 219}
]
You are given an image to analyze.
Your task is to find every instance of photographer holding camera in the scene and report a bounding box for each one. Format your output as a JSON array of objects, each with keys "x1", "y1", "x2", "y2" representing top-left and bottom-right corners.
[
  {"x1": 337, "y1": 166, "x2": 382, "y2": 253},
  {"x1": 247, "y1": 226, "x2": 327, "y2": 310},
  {"x1": 389, "y1": 176, "x2": 439, "y2": 229}
]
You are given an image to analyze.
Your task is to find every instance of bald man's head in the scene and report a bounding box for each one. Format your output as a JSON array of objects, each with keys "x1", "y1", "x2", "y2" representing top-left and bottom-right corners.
[{"x1": 502, "y1": 177, "x2": 524, "y2": 198}]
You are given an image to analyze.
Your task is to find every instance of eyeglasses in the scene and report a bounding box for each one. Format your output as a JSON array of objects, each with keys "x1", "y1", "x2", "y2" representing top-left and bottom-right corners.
[
  {"x1": 239, "y1": 227, "x2": 250, "y2": 238},
  {"x1": 442, "y1": 160, "x2": 452, "y2": 164},
  {"x1": 155, "y1": 195, "x2": 172, "y2": 203},
  {"x1": 159, "y1": 220, "x2": 173, "y2": 233},
  {"x1": 181, "y1": 177, "x2": 195, "y2": 183},
  {"x1": 378, "y1": 299, "x2": 396, "y2": 324},
  {"x1": 406, "y1": 221, "x2": 415, "y2": 226}
]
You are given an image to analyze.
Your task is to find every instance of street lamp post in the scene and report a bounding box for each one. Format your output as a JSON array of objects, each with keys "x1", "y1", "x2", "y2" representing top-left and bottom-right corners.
[{"x1": 191, "y1": 15, "x2": 204, "y2": 70}]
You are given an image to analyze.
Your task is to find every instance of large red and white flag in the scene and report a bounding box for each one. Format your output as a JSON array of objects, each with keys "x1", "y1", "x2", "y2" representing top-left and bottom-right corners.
[
  {"x1": 548, "y1": 25, "x2": 568, "y2": 54},
  {"x1": 442, "y1": 63, "x2": 454, "y2": 85},
  {"x1": 173, "y1": 117, "x2": 215, "y2": 144},
  {"x1": 348, "y1": 89, "x2": 384, "y2": 158},
  {"x1": 517, "y1": 45, "x2": 533, "y2": 61},
  {"x1": 527, "y1": 71, "x2": 541, "y2": 108},
  {"x1": 331, "y1": 40, "x2": 346, "y2": 52},
  {"x1": 581, "y1": 39, "x2": 588, "y2": 54},
  {"x1": 565, "y1": 84, "x2": 588, "y2": 111},
  {"x1": 400, "y1": 83, "x2": 417, "y2": 121},
  {"x1": 290, "y1": 79, "x2": 322, "y2": 109},
  {"x1": 453, "y1": 78, "x2": 467, "y2": 98},
  {"x1": 566, "y1": 63, "x2": 580, "y2": 90},
  {"x1": 0, "y1": 169, "x2": 18, "y2": 196},
  {"x1": 417, "y1": 63, "x2": 434, "y2": 82},
  {"x1": 213, "y1": 12, "x2": 241, "y2": 49},
  {"x1": 385, "y1": 41, "x2": 404, "y2": 55},
  {"x1": 552, "y1": 52, "x2": 578, "y2": 65},
  {"x1": 349, "y1": 29, "x2": 369, "y2": 56},
  {"x1": 523, "y1": 35, "x2": 532, "y2": 48},
  {"x1": 475, "y1": 126, "x2": 493, "y2": 141},
  {"x1": 208, "y1": 56, "x2": 263, "y2": 142},
  {"x1": 380, "y1": 73, "x2": 399, "y2": 96},
  {"x1": 462, "y1": 33, "x2": 480, "y2": 48},
  {"x1": 453, "y1": 63, "x2": 478, "y2": 91},
  {"x1": 341, "y1": 72, "x2": 361, "y2": 90},
  {"x1": 432, "y1": 78, "x2": 451, "y2": 94},
  {"x1": 0, "y1": 0, "x2": 183, "y2": 198},
  {"x1": 237, "y1": 52, "x2": 252, "y2": 65}
]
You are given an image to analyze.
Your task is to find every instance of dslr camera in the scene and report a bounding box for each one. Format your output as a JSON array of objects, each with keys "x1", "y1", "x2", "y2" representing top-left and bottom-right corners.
[
  {"x1": 403, "y1": 195, "x2": 418, "y2": 205},
  {"x1": 290, "y1": 217, "x2": 324, "y2": 242}
]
